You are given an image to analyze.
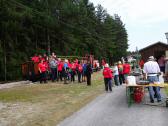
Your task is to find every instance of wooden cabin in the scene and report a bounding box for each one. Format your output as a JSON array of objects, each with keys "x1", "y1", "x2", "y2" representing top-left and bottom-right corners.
[{"x1": 139, "y1": 42, "x2": 168, "y2": 62}]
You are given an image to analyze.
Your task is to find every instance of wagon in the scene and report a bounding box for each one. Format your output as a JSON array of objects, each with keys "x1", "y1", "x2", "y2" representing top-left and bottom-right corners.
[{"x1": 21, "y1": 61, "x2": 40, "y2": 82}]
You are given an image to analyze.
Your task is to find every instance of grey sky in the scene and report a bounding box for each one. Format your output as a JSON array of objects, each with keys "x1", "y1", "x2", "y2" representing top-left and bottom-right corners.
[{"x1": 90, "y1": 0, "x2": 168, "y2": 51}]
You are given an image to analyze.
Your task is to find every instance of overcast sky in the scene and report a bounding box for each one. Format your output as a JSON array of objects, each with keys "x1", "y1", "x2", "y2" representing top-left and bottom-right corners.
[{"x1": 89, "y1": 0, "x2": 168, "y2": 51}]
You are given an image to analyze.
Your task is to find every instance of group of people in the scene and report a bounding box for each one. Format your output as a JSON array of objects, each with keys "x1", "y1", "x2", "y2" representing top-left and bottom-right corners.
[
  {"x1": 31, "y1": 52, "x2": 93, "y2": 86},
  {"x1": 139, "y1": 55, "x2": 167, "y2": 74},
  {"x1": 32, "y1": 52, "x2": 163, "y2": 103},
  {"x1": 102, "y1": 55, "x2": 163, "y2": 104},
  {"x1": 102, "y1": 58, "x2": 131, "y2": 92}
]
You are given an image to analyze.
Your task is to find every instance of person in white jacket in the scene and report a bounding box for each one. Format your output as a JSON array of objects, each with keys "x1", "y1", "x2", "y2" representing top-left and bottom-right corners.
[
  {"x1": 113, "y1": 63, "x2": 120, "y2": 86},
  {"x1": 143, "y1": 56, "x2": 162, "y2": 103}
]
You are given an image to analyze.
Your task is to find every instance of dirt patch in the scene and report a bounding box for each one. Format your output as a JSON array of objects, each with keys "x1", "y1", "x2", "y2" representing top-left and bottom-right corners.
[
  {"x1": 0, "y1": 102, "x2": 45, "y2": 126},
  {"x1": 0, "y1": 72, "x2": 104, "y2": 126},
  {"x1": 0, "y1": 81, "x2": 31, "y2": 90}
]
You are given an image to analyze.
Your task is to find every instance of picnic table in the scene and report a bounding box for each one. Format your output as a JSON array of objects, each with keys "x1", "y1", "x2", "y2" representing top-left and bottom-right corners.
[{"x1": 126, "y1": 83, "x2": 168, "y2": 107}]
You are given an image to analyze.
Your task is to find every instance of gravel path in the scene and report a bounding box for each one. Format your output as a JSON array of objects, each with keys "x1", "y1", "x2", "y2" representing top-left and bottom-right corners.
[
  {"x1": 0, "y1": 81, "x2": 31, "y2": 90},
  {"x1": 58, "y1": 85, "x2": 168, "y2": 126}
]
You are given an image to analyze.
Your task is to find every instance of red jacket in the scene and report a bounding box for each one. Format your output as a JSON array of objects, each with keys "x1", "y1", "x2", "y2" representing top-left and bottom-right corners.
[
  {"x1": 71, "y1": 63, "x2": 76, "y2": 71},
  {"x1": 58, "y1": 62, "x2": 63, "y2": 71},
  {"x1": 123, "y1": 63, "x2": 131, "y2": 74},
  {"x1": 103, "y1": 67, "x2": 113, "y2": 78},
  {"x1": 38, "y1": 63, "x2": 47, "y2": 72},
  {"x1": 78, "y1": 64, "x2": 83, "y2": 73},
  {"x1": 139, "y1": 60, "x2": 144, "y2": 69},
  {"x1": 68, "y1": 63, "x2": 72, "y2": 68},
  {"x1": 32, "y1": 56, "x2": 39, "y2": 63}
]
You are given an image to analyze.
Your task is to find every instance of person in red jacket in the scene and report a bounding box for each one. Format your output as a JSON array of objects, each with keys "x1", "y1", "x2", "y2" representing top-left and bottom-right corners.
[
  {"x1": 139, "y1": 58, "x2": 144, "y2": 69},
  {"x1": 103, "y1": 63, "x2": 113, "y2": 92},
  {"x1": 38, "y1": 59, "x2": 47, "y2": 83},
  {"x1": 31, "y1": 54, "x2": 39, "y2": 63},
  {"x1": 77, "y1": 61, "x2": 83, "y2": 83},
  {"x1": 57, "y1": 58, "x2": 63, "y2": 81},
  {"x1": 123, "y1": 58, "x2": 131, "y2": 84},
  {"x1": 118, "y1": 61, "x2": 125, "y2": 85},
  {"x1": 71, "y1": 61, "x2": 76, "y2": 82}
]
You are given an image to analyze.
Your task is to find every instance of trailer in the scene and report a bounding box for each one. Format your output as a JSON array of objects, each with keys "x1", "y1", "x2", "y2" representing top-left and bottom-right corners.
[{"x1": 21, "y1": 61, "x2": 40, "y2": 82}]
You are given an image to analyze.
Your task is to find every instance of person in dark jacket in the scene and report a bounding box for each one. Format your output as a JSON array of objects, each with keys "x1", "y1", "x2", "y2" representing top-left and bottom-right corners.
[
  {"x1": 77, "y1": 61, "x2": 83, "y2": 83},
  {"x1": 86, "y1": 61, "x2": 92, "y2": 86}
]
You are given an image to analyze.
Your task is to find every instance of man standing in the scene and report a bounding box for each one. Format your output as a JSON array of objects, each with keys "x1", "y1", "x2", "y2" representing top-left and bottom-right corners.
[
  {"x1": 143, "y1": 56, "x2": 162, "y2": 103},
  {"x1": 63, "y1": 59, "x2": 69, "y2": 84},
  {"x1": 49, "y1": 56, "x2": 57, "y2": 82},
  {"x1": 86, "y1": 61, "x2": 92, "y2": 86},
  {"x1": 123, "y1": 58, "x2": 131, "y2": 84},
  {"x1": 77, "y1": 61, "x2": 83, "y2": 83}
]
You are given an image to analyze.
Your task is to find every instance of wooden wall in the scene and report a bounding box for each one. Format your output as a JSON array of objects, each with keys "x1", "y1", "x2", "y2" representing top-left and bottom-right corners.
[{"x1": 140, "y1": 43, "x2": 168, "y2": 62}]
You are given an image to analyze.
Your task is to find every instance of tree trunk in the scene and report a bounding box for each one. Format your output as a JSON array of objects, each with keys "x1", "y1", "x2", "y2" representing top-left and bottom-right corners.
[
  {"x1": 47, "y1": 30, "x2": 50, "y2": 55},
  {"x1": 35, "y1": 27, "x2": 38, "y2": 50},
  {"x1": 4, "y1": 41, "x2": 7, "y2": 81},
  {"x1": 36, "y1": 35, "x2": 38, "y2": 50}
]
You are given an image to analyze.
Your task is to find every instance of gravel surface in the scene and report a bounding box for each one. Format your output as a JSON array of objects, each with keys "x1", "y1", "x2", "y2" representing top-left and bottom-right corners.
[
  {"x1": 0, "y1": 81, "x2": 31, "y2": 90},
  {"x1": 58, "y1": 85, "x2": 168, "y2": 126}
]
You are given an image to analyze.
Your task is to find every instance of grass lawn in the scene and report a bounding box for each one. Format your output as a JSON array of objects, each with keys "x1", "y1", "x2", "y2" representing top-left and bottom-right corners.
[
  {"x1": 165, "y1": 87, "x2": 168, "y2": 95},
  {"x1": 0, "y1": 71, "x2": 104, "y2": 126}
]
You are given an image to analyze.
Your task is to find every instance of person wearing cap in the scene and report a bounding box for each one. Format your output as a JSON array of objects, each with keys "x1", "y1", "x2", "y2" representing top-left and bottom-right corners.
[
  {"x1": 143, "y1": 56, "x2": 162, "y2": 103},
  {"x1": 103, "y1": 63, "x2": 113, "y2": 92},
  {"x1": 118, "y1": 61, "x2": 125, "y2": 85},
  {"x1": 123, "y1": 58, "x2": 131, "y2": 83}
]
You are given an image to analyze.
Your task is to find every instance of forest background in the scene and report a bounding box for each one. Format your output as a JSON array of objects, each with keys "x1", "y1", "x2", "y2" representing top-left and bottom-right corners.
[{"x1": 0, "y1": 0, "x2": 128, "y2": 81}]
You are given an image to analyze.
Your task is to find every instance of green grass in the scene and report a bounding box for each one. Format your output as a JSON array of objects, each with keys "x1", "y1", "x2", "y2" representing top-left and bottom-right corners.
[
  {"x1": 0, "y1": 73, "x2": 103, "y2": 102},
  {"x1": 0, "y1": 71, "x2": 104, "y2": 126},
  {"x1": 165, "y1": 87, "x2": 168, "y2": 95}
]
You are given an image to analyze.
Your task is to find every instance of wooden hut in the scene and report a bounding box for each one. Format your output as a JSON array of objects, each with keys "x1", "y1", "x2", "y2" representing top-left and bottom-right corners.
[{"x1": 139, "y1": 42, "x2": 168, "y2": 62}]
